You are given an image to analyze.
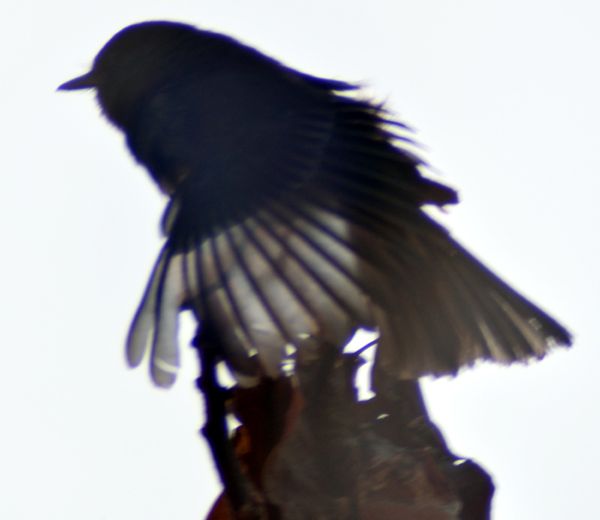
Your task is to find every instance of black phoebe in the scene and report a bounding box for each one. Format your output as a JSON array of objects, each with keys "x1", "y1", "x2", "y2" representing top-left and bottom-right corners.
[{"x1": 59, "y1": 21, "x2": 571, "y2": 388}]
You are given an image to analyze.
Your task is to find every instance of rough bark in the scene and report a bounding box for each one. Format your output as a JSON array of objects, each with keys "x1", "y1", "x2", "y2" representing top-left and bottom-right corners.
[{"x1": 202, "y1": 346, "x2": 493, "y2": 520}]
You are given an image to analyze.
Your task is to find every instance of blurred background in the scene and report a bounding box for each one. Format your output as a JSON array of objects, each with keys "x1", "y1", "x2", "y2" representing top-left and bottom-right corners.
[{"x1": 1, "y1": 1, "x2": 597, "y2": 518}]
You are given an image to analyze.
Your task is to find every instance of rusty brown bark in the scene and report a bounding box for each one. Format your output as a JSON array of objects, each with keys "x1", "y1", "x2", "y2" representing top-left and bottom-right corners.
[{"x1": 201, "y1": 346, "x2": 493, "y2": 520}]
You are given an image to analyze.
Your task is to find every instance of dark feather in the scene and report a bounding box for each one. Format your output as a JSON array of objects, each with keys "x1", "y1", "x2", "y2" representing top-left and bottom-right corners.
[{"x1": 61, "y1": 21, "x2": 572, "y2": 386}]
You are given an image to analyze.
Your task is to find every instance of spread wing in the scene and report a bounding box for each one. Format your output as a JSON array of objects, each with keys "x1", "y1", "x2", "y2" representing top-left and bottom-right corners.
[{"x1": 124, "y1": 65, "x2": 571, "y2": 387}]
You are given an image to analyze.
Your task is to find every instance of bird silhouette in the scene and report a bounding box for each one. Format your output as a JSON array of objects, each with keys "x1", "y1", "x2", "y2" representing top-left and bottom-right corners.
[{"x1": 59, "y1": 21, "x2": 571, "y2": 389}]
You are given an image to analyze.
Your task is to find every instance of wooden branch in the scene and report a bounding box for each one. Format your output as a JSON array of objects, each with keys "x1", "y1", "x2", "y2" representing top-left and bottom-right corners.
[{"x1": 199, "y1": 342, "x2": 494, "y2": 520}]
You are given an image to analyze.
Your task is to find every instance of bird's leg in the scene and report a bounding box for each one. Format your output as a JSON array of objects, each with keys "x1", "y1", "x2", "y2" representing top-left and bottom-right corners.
[{"x1": 193, "y1": 327, "x2": 264, "y2": 519}]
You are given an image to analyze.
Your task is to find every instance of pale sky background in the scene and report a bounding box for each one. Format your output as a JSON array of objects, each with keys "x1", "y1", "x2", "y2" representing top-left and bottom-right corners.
[{"x1": 2, "y1": 1, "x2": 598, "y2": 519}]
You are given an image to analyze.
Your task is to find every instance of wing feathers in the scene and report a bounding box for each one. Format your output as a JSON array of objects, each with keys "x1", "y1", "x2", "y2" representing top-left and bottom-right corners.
[{"x1": 126, "y1": 80, "x2": 569, "y2": 387}]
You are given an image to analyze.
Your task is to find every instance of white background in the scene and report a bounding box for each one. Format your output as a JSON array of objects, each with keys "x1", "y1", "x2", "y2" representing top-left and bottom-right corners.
[{"x1": 2, "y1": 1, "x2": 597, "y2": 518}]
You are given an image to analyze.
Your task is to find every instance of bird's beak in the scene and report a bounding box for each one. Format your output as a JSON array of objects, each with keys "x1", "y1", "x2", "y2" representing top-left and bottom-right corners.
[{"x1": 57, "y1": 70, "x2": 96, "y2": 91}]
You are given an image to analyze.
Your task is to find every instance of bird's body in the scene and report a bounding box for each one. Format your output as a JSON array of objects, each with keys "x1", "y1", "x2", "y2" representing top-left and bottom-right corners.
[{"x1": 60, "y1": 21, "x2": 571, "y2": 388}]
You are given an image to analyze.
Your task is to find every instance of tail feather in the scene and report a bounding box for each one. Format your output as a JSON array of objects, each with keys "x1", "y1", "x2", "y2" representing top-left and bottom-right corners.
[{"x1": 373, "y1": 230, "x2": 572, "y2": 385}]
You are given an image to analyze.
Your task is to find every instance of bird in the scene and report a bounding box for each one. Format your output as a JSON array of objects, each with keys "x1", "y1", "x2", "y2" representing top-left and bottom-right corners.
[{"x1": 59, "y1": 20, "x2": 571, "y2": 390}]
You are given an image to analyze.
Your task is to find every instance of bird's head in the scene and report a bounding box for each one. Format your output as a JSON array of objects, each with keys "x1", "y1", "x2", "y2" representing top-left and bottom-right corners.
[{"x1": 58, "y1": 21, "x2": 203, "y2": 127}]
